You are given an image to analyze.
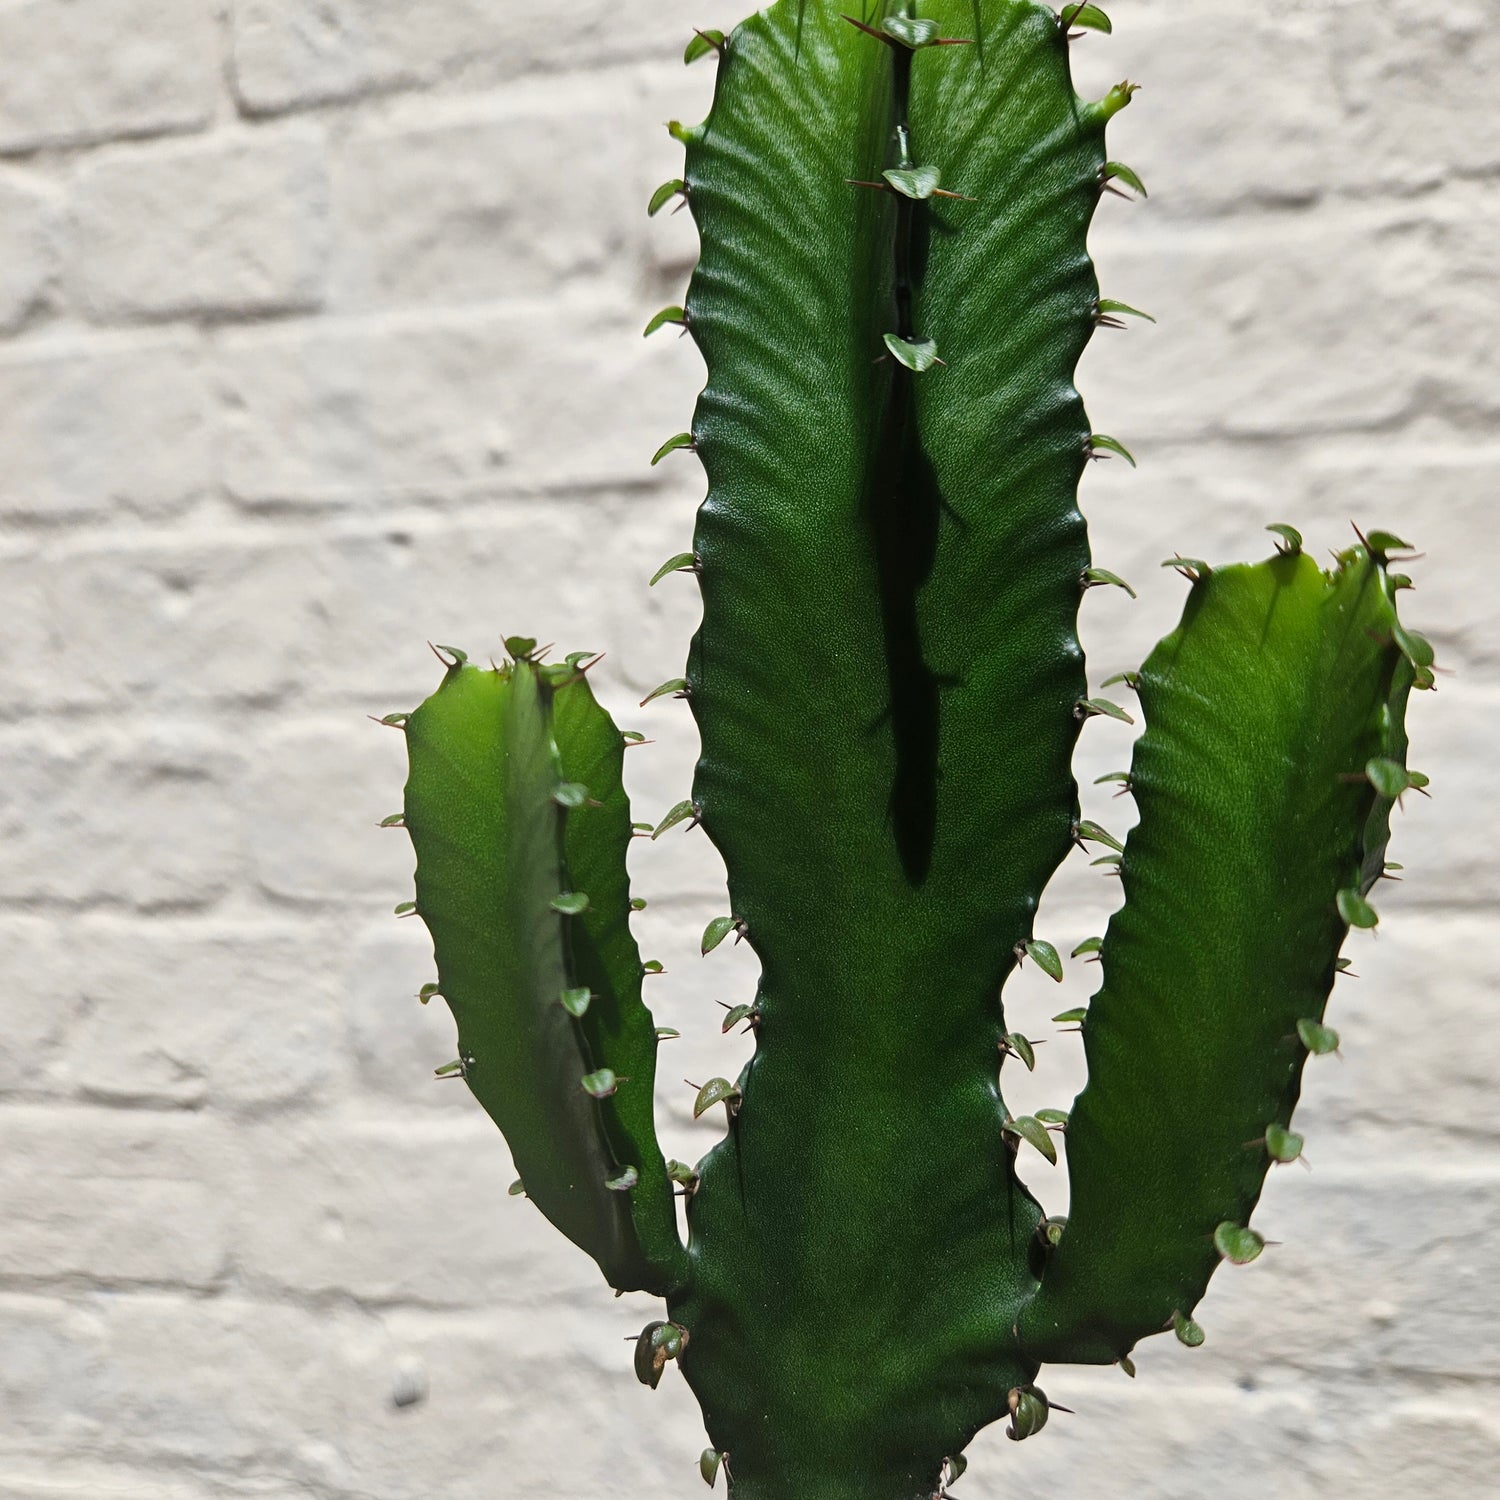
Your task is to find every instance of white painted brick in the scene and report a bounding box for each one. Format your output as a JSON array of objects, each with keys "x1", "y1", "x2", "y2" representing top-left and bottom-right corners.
[
  {"x1": 0, "y1": 334, "x2": 212, "y2": 519},
  {"x1": 0, "y1": 170, "x2": 57, "y2": 332},
  {"x1": 217, "y1": 308, "x2": 691, "y2": 505},
  {"x1": 243, "y1": 716, "x2": 416, "y2": 906},
  {"x1": 0, "y1": 0, "x2": 216, "y2": 153},
  {"x1": 0, "y1": 920, "x2": 78, "y2": 1096},
  {"x1": 331, "y1": 92, "x2": 638, "y2": 309},
  {"x1": 0, "y1": 724, "x2": 241, "y2": 908},
  {"x1": 230, "y1": 0, "x2": 697, "y2": 116},
  {"x1": 0, "y1": 1110, "x2": 230, "y2": 1287},
  {"x1": 49, "y1": 921, "x2": 342, "y2": 1111},
  {"x1": 231, "y1": 1117, "x2": 605, "y2": 1306},
  {"x1": 70, "y1": 128, "x2": 329, "y2": 323}
]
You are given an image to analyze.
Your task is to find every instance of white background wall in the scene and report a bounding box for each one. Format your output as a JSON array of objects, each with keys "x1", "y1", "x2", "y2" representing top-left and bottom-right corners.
[{"x1": 1, "y1": 0, "x2": 1496, "y2": 1495}]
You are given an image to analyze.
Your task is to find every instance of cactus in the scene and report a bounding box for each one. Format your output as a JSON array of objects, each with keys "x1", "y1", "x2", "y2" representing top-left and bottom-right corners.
[{"x1": 384, "y1": 3, "x2": 1434, "y2": 1496}]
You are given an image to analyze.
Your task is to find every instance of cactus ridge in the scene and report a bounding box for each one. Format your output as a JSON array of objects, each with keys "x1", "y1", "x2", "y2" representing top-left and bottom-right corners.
[{"x1": 389, "y1": 3, "x2": 1432, "y2": 1496}]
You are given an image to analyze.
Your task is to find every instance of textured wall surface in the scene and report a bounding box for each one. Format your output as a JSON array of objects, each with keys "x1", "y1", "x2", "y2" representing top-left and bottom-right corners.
[{"x1": 1, "y1": 1, "x2": 1496, "y2": 1496}]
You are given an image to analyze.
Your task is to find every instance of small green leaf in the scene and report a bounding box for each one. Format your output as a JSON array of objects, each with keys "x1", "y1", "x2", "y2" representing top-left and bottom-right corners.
[
  {"x1": 1023, "y1": 939, "x2": 1065, "y2": 982},
  {"x1": 631, "y1": 896, "x2": 648, "y2": 911},
  {"x1": 508, "y1": 1178, "x2": 526, "y2": 1197},
  {"x1": 1077, "y1": 697, "x2": 1135, "y2": 725},
  {"x1": 945, "y1": 1454, "x2": 969, "y2": 1484},
  {"x1": 1298, "y1": 1018, "x2": 1341, "y2": 1055},
  {"x1": 552, "y1": 782, "x2": 590, "y2": 809},
  {"x1": 1005, "y1": 1386, "x2": 1050, "y2": 1442},
  {"x1": 651, "y1": 432, "x2": 697, "y2": 466},
  {"x1": 417, "y1": 983, "x2": 441, "y2": 1005},
  {"x1": 1266, "y1": 523, "x2": 1303, "y2": 555},
  {"x1": 643, "y1": 959, "x2": 666, "y2": 975},
  {"x1": 1407, "y1": 770, "x2": 1431, "y2": 791},
  {"x1": 700, "y1": 1449, "x2": 723, "y2": 1488},
  {"x1": 644, "y1": 305, "x2": 688, "y2": 338},
  {"x1": 581, "y1": 1068, "x2": 619, "y2": 1099},
  {"x1": 1091, "y1": 853, "x2": 1122, "y2": 868},
  {"x1": 655, "y1": 1026, "x2": 681, "y2": 1040},
  {"x1": 373, "y1": 711, "x2": 410, "y2": 728},
  {"x1": 550, "y1": 891, "x2": 590, "y2": 916},
  {"x1": 652, "y1": 800, "x2": 699, "y2": 840},
  {"x1": 1071, "y1": 936, "x2": 1103, "y2": 957},
  {"x1": 684, "y1": 28, "x2": 725, "y2": 63},
  {"x1": 432, "y1": 644, "x2": 468, "y2": 667},
  {"x1": 560, "y1": 987, "x2": 593, "y2": 1018},
  {"x1": 1119, "y1": 1354, "x2": 1137, "y2": 1378},
  {"x1": 1093, "y1": 771, "x2": 1131, "y2": 788},
  {"x1": 1097, "y1": 298, "x2": 1155, "y2": 324},
  {"x1": 1035, "y1": 1107, "x2": 1070, "y2": 1128},
  {"x1": 650, "y1": 552, "x2": 697, "y2": 586},
  {"x1": 394, "y1": 901, "x2": 417, "y2": 917},
  {"x1": 882, "y1": 14, "x2": 940, "y2": 46},
  {"x1": 1089, "y1": 433, "x2": 1137, "y2": 467},
  {"x1": 634, "y1": 1322, "x2": 671, "y2": 1388},
  {"x1": 1076, "y1": 819, "x2": 1125, "y2": 853},
  {"x1": 1162, "y1": 556, "x2": 1213, "y2": 581},
  {"x1": 605, "y1": 1165, "x2": 640, "y2": 1192},
  {"x1": 1173, "y1": 1311, "x2": 1206, "y2": 1347},
  {"x1": 1393, "y1": 621, "x2": 1435, "y2": 668},
  {"x1": 883, "y1": 333, "x2": 942, "y2": 372},
  {"x1": 1004, "y1": 1115, "x2": 1058, "y2": 1165},
  {"x1": 1214, "y1": 1222, "x2": 1265, "y2": 1265},
  {"x1": 501, "y1": 637, "x2": 534, "y2": 661},
  {"x1": 722, "y1": 1004, "x2": 757, "y2": 1033},
  {"x1": 1083, "y1": 567, "x2": 1137, "y2": 599},
  {"x1": 1098, "y1": 80, "x2": 1140, "y2": 119},
  {"x1": 666, "y1": 120, "x2": 699, "y2": 146},
  {"x1": 1337, "y1": 887, "x2": 1379, "y2": 929},
  {"x1": 1335, "y1": 956, "x2": 1354, "y2": 972},
  {"x1": 1103, "y1": 161, "x2": 1148, "y2": 197},
  {"x1": 1061, "y1": 3, "x2": 1112, "y2": 33},
  {"x1": 1003, "y1": 1032, "x2": 1037, "y2": 1071},
  {"x1": 666, "y1": 1159, "x2": 698, "y2": 1187},
  {"x1": 434, "y1": 1059, "x2": 465, "y2": 1079},
  {"x1": 648, "y1": 179, "x2": 686, "y2": 216},
  {"x1": 883, "y1": 165, "x2": 943, "y2": 200},
  {"x1": 1265, "y1": 1124, "x2": 1304, "y2": 1163},
  {"x1": 640, "y1": 677, "x2": 689, "y2": 707},
  {"x1": 378, "y1": 813, "x2": 406, "y2": 829},
  {"x1": 563, "y1": 650, "x2": 598, "y2": 668},
  {"x1": 1041, "y1": 1216, "x2": 1068, "y2": 1247},
  {"x1": 1365, "y1": 529, "x2": 1413, "y2": 554},
  {"x1": 1101, "y1": 671, "x2": 1141, "y2": 690},
  {"x1": 694, "y1": 1077, "x2": 741, "y2": 1119},
  {"x1": 1053, "y1": 1006, "x2": 1089, "y2": 1025},
  {"x1": 702, "y1": 916, "x2": 739, "y2": 954},
  {"x1": 1365, "y1": 757, "x2": 1412, "y2": 799}
]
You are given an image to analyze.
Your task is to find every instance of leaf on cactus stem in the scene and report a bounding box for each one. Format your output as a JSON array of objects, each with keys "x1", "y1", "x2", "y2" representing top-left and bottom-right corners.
[
  {"x1": 1093, "y1": 771, "x2": 1131, "y2": 788},
  {"x1": 1005, "y1": 1386, "x2": 1050, "y2": 1442},
  {"x1": 666, "y1": 1159, "x2": 698, "y2": 1187},
  {"x1": 1173, "y1": 1311, "x2": 1206, "y2": 1348},
  {"x1": 1365, "y1": 756, "x2": 1412, "y2": 799},
  {"x1": 652, "y1": 800, "x2": 699, "y2": 840},
  {"x1": 1097, "y1": 80, "x2": 1140, "y2": 120},
  {"x1": 417, "y1": 983, "x2": 441, "y2": 1004},
  {"x1": 606, "y1": 1166, "x2": 640, "y2": 1192},
  {"x1": 1214, "y1": 1222, "x2": 1265, "y2": 1265},
  {"x1": 1003, "y1": 1032, "x2": 1037, "y2": 1071},
  {"x1": 1053, "y1": 1006, "x2": 1089, "y2": 1025},
  {"x1": 1266, "y1": 523, "x2": 1303, "y2": 555},
  {"x1": 650, "y1": 552, "x2": 698, "y2": 586},
  {"x1": 1035, "y1": 1108, "x2": 1071, "y2": 1128},
  {"x1": 550, "y1": 891, "x2": 591, "y2": 916},
  {"x1": 582, "y1": 1068, "x2": 620, "y2": 1100},
  {"x1": 634, "y1": 1322, "x2": 673, "y2": 1389},
  {"x1": 372, "y1": 711, "x2": 410, "y2": 728},
  {"x1": 648, "y1": 178, "x2": 686, "y2": 216},
  {"x1": 1072, "y1": 936, "x2": 1103, "y2": 957},
  {"x1": 1075, "y1": 819, "x2": 1125, "y2": 853},
  {"x1": 1364, "y1": 529, "x2": 1414, "y2": 555},
  {"x1": 1264, "y1": 1124, "x2": 1304, "y2": 1163},
  {"x1": 644, "y1": 305, "x2": 688, "y2": 338},
  {"x1": 1097, "y1": 297, "x2": 1155, "y2": 324},
  {"x1": 508, "y1": 1178, "x2": 526, "y2": 1197},
  {"x1": 1041, "y1": 1216, "x2": 1068, "y2": 1247},
  {"x1": 552, "y1": 782, "x2": 590, "y2": 809},
  {"x1": 1088, "y1": 433, "x2": 1137, "y2": 467},
  {"x1": 1103, "y1": 160, "x2": 1148, "y2": 197},
  {"x1": 631, "y1": 896, "x2": 648, "y2": 911},
  {"x1": 881, "y1": 14, "x2": 941, "y2": 47},
  {"x1": 701, "y1": 916, "x2": 740, "y2": 954},
  {"x1": 1337, "y1": 887, "x2": 1379, "y2": 929},
  {"x1": 640, "y1": 678, "x2": 689, "y2": 707},
  {"x1": 1162, "y1": 556, "x2": 1214, "y2": 582},
  {"x1": 394, "y1": 901, "x2": 417, "y2": 916},
  {"x1": 693, "y1": 1078, "x2": 741, "y2": 1119},
  {"x1": 1118, "y1": 1355, "x2": 1137, "y2": 1378},
  {"x1": 378, "y1": 813, "x2": 406, "y2": 828},
  {"x1": 643, "y1": 959, "x2": 665, "y2": 975},
  {"x1": 1084, "y1": 567, "x2": 1137, "y2": 598},
  {"x1": 1022, "y1": 939, "x2": 1065, "y2": 982},
  {"x1": 883, "y1": 333, "x2": 942, "y2": 372},
  {"x1": 1077, "y1": 698, "x2": 1135, "y2": 725},
  {"x1": 722, "y1": 1004, "x2": 757, "y2": 1034},
  {"x1": 944, "y1": 1454, "x2": 968, "y2": 1486},
  {"x1": 434, "y1": 1059, "x2": 466, "y2": 1079},
  {"x1": 651, "y1": 431, "x2": 697, "y2": 466},
  {"x1": 560, "y1": 987, "x2": 593, "y2": 1019},
  {"x1": 883, "y1": 164, "x2": 943, "y2": 200},
  {"x1": 656, "y1": 1027, "x2": 681, "y2": 1040},
  {"x1": 667, "y1": 120, "x2": 700, "y2": 147},
  {"x1": 684, "y1": 28, "x2": 725, "y2": 64},
  {"x1": 1005, "y1": 1115, "x2": 1058, "y2": 1165},
  {"x1": 1060, "y1": 3, "x2": 1112, "y2": 34},
  {"x1": 700, "y1": 1449, "x2": 723, "y2": 1488},
  {"x1": 1298, "y1": 1018, "x2": 1341, "y2": 1056}
]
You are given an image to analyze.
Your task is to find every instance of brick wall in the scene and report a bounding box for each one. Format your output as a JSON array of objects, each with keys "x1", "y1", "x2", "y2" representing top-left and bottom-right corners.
[{"x1": 1, "y1": 2, "x2": 1495, "y2": 1496}]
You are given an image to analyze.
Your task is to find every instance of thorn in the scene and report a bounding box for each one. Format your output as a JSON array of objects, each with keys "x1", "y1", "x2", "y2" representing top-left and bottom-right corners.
[
  {"x1": 684, "y1": 27, "x2": 726, "y2": 63},
  {"x1": 1088, "y1": 434, "x2": 1137, "y2": 467},
  {"x1": 369, "y1": 712, "x2": 410, "y2": 729},
  {"x1": 1163, "y1": 555, "x2": 1213, "y2": 583},
  {"x1": 428, "y1": 642, "x2": 467, "y2": 670},
  {"x1": 648, "y1": 179, "x2": 687, "y2": 217},
  {"x1": 378, "y1": 814, "x2": 406, "y2": 828}
]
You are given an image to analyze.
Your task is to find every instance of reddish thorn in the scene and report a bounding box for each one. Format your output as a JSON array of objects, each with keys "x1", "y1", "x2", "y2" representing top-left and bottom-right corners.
[
  {"x1": 692, "y1": 26, "x2": 725, "y2": 56},
  {"x1": 840, "y1": 13, "x2": 893, "y2": 43},
  {"x1": 1102, "y1": 182, "x2": 1135, "y2": 200}
]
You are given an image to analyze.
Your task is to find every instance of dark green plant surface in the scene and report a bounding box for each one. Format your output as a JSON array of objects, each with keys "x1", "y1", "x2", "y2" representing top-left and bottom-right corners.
[{"x1": 388, "y1": 2, "x2": 1432, "y2": 1496}]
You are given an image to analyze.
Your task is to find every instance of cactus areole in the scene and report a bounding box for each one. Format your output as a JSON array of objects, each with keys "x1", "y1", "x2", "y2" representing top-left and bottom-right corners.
[{"x1": 386, "y1": 4, "x2": 1433, "y2": 1496}]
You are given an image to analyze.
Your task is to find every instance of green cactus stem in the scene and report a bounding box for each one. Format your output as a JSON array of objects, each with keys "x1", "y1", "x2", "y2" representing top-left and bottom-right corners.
[{"x1": 388, "y1": 2, "x2": 1432, "y2": 1496}]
